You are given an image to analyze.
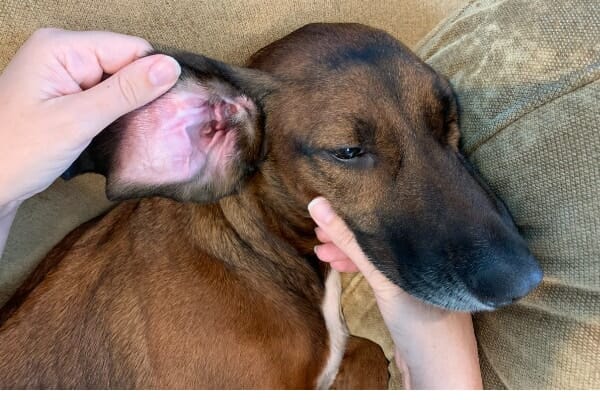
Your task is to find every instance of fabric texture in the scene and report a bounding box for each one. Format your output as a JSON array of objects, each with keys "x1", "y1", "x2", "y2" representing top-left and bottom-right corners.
[
  {"x1": 417, "y1": 0, "x2": 600, "y2": 389},
  {"x1": 1, "y1": 0, "x2": 598, "y2": 390}
]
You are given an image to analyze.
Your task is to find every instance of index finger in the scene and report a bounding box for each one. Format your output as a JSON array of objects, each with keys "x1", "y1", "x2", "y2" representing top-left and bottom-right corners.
[
  {"x1": 39, "y1": 29, "x2": 154, "y2": 90},
  {"x1": 57, "y1": 29, "x2": 153, "y2": 74}
]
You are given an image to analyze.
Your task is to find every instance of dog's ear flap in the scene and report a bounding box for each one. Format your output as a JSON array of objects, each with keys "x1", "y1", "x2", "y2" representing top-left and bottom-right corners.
[
  {"x1": 62, "y1": 52, "x2": 277, "y2": 203},
  {"x1": 427, "y1": 76, "x2": 460, "y2": 150}
]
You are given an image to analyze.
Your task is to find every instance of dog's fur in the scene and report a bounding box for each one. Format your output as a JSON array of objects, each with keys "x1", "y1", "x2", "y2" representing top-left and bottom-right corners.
[{"x1": 0, "y1": 23, "x2": 542, "y2": 388}]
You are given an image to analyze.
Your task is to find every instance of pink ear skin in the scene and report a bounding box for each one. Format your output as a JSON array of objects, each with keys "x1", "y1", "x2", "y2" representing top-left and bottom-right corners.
[{"x1": 110, "y1": 79, "x2": 257, "y2": 189}]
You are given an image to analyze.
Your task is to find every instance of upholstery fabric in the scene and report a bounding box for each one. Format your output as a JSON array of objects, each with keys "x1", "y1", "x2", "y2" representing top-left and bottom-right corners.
[
  {"x1": 2, "y1": 0, "x2": 598, "y2": 390},
  {"x1": 417, "y1": 0, "x2": 600, "y2": 389}
]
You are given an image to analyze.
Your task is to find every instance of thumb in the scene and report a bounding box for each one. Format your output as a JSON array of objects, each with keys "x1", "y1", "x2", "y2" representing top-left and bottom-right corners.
[
  {"x1": 308, "y1": 197, "x2": 380, "y2": 280},
  {"x1": 65, "y1": 54, "x2": 181, "y2": 138}
]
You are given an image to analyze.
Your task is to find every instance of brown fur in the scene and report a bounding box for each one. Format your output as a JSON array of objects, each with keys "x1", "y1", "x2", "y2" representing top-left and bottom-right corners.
[
  {"x1": 330, "y1": 336, "x2": 390, "y2": 389},
  {"x1": 0, "y1": 22, "x2": 538, "y2": 389},
  {"x1": 0, "y1": 197, "x2": 331, "y2": 388}
]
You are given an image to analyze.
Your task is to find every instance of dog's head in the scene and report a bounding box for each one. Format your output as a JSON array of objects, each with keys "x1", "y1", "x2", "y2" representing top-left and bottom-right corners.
[{"x1": 64, "y1": 23, "x2": 542, "y2": 311}]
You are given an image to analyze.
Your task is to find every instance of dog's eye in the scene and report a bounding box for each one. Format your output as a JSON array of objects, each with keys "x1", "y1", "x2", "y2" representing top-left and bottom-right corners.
[{"x1": 331, "y1": 147, "x2": 364, "y2": 161}]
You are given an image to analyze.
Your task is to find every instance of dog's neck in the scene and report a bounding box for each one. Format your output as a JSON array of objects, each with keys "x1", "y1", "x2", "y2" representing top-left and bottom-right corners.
[
  {"x1": 235, "y1": 170, "x2": 318, "y2": 255},
  {"x1": 208, "y1": 168, "x2": 323, "y2": 277},
  {"x1": 184, "y1": 170, "x2": 327, "y2": 301}
]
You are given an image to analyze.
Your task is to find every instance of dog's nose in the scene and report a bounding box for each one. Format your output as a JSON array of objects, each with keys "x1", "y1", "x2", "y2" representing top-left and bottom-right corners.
[{"x1": 467, "y1": 256, "x2": 543, "y2": 308}]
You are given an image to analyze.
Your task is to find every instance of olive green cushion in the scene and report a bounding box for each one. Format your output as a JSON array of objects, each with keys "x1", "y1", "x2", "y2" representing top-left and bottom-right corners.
[{"x1": 417, "y1": 0, "x2": 600, "y2": 389}]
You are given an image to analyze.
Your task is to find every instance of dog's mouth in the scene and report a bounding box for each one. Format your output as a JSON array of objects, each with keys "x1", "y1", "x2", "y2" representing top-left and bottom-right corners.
[
  {"x1": 381, "y1": 254, "x2": 543, "y2": 312},
  {"x1": 354, "y1": 223, "x2": 542, "y2": 312}
]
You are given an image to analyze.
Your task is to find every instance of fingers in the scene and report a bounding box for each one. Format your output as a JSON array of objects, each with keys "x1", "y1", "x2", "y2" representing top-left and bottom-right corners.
[
  {"x1": 56, "y1": 30, "x2": 154, "y2": 90},
  {"x1": 330, "y1": 260, "x2": 360, "y2": 273},
  {"x1": 314, "y1": 242, "x2": 349, "y2": 262},
  {"x1": 314, "y1": 227, "x2": 331, "y2": 243},
  {"x1": 47, "y1": 28, "x2": 152, "y2": 74},
  {"x1": 64, "y1": 30, "x2": 153, "y2": 73},
  {"x1": 308, "y1": 197, "x2": 378, "y2": 278},
  {"x1": 60, "y1": 54, "x2": 181, "y2": 138},
  {"x1": 17, "y1": 28, "x2": 153, "y2": 91},
  {"x1": 315, "y1": 226, "x2": 360, "y2": 272}
]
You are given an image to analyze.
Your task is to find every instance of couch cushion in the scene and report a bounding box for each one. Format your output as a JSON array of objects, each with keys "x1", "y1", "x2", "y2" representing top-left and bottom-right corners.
[
  {"x1": 0, "y1": 0, "x2": 468, "y2": 68},
  {"x1": 416, "y1": 0, "x2": 600, "y2": 389}
]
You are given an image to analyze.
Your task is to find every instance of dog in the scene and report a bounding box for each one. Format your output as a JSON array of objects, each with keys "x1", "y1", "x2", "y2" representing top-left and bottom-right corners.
[{"x1": 0, "y1": 23, "x2": 543, "y2": 388}]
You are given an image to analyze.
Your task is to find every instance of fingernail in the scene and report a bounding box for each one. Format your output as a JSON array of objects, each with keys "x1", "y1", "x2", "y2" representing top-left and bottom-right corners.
[
  {"x1": 148, "y1": 56, "x2": 181, "y2": 86},
  {"x1": 308, "y1": 197, "x2": 335, "y2": 225},
  {"x1": 313, "y1": 245, "x2": 321, "y2": 255}
]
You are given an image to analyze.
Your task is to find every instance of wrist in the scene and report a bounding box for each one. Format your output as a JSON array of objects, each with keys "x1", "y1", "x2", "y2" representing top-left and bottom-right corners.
[{"x1": 390, "y1": 311, "x2": 482, "y2": 389}]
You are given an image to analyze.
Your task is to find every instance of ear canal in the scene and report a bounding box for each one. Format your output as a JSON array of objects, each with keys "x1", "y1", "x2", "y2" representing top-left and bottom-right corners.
[{"x1": 62, "y1": 51, "x2": 276, "y2": 204}]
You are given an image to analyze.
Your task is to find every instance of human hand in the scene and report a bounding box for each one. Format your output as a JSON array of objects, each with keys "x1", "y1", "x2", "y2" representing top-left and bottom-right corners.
[
  {"x1": 0, "y1": 28, "x2": 181, "y2": 212},
  {"x1": 308, "y1": 197, "x2": 482, "y2": 389}
]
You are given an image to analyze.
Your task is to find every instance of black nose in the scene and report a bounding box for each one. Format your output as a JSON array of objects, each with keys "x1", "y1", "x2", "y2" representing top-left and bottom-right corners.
[{"x1": 466, "y1": 256, "x2": 543, "y2": 308}]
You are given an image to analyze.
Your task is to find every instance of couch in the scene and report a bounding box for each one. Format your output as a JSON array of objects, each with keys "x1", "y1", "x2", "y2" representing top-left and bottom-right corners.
[{"x1": 0, "y1": 0, "x2": 598, "y2": 389}]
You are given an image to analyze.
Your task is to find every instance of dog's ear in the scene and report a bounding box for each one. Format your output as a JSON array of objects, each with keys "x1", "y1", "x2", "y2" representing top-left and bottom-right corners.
[
  {"x1": 427, "y1": 76, "x2": 460, "y2": 150},
  {"x1": 62, "y1": 51, "x2": 276, "y2": 203}
]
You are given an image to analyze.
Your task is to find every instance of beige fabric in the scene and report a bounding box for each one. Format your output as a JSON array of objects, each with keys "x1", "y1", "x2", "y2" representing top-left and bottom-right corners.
[
  {"x1": 0, "y1": 175, "x2": 112, "y2": 303},
  {"x1": 417, "y1": 0, "x2": 600, "y2": 389},
  {"x1": 0, "y1": 0, "x2": 467, "y2": 69}
]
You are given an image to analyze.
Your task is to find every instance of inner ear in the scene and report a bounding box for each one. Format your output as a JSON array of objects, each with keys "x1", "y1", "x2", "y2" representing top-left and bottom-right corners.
[
  {"x1": 64, "y1": 53, "x2": 276, "y2": 203},
  {"x1": 105, "y1": 77, "x2": 260, "y2": 202}
]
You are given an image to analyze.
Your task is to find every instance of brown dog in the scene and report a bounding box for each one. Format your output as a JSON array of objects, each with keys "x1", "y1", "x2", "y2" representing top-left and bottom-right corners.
[{"x1": 0, "y1": 23, "x2": 542, "y2": 388}]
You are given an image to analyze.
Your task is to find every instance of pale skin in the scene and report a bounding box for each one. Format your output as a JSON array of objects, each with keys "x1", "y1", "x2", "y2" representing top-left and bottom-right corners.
[{"x1": 0, "y1": 28, "x2": 482, "y2": 389}]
